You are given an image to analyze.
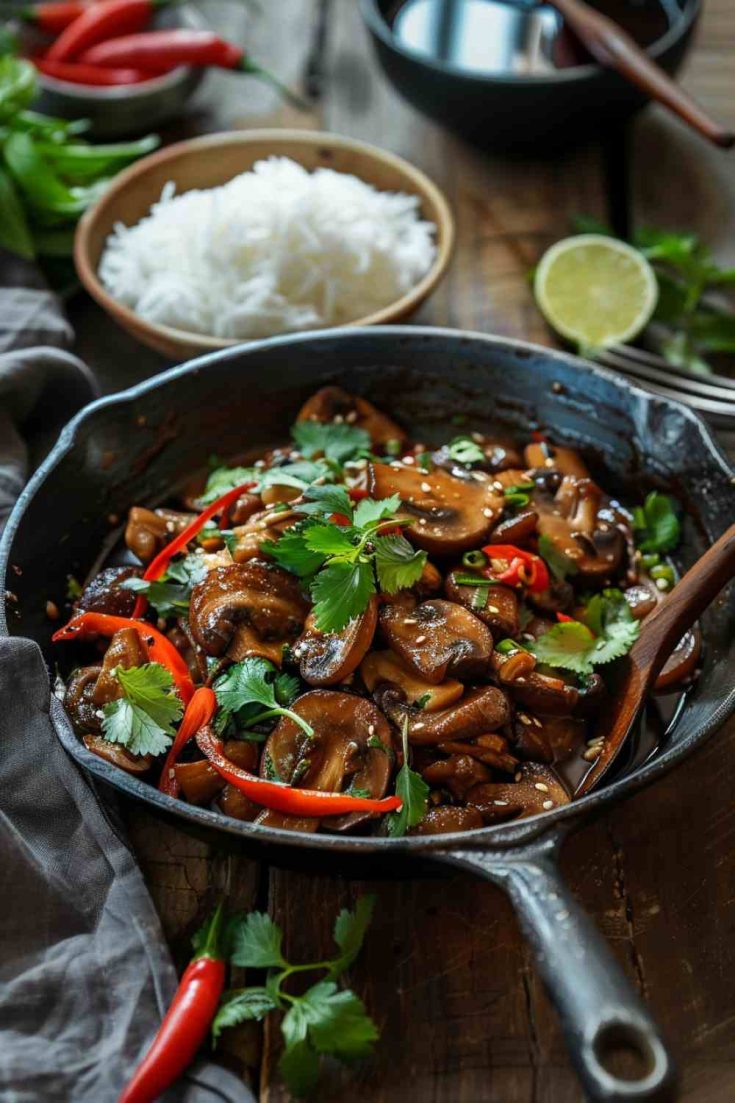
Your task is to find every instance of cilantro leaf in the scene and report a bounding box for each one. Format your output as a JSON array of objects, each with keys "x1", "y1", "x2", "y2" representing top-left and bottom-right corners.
[
  {"x1": 373, "y1": 534, "x2": 427, "y2": 594},
  {"x1": 100, "y1": 662, "x2": 183, "y2": 756},
  {"x1": 295, "y1": 483, "x2": 354, "y2": 520},
  {"x1": 212, "y1": 987, "x2": 278, "y2": 1042},
  {"x1": 291, "y1": 420, "x2": 371, "y2": 464},
  {"x1": 352, "y1": 494, "x2": 402, "y2": 528},
  {"x1": 102, "y1": 699, "x2": 174, "y2": 757},
  {"x1": 529, "y1": 621, "x2": 598, "y2": 676},
  {"x1": 229, "y1": 911, "x2": 286, "y2": 968},
  {"x1": 214, "y1": 658, "x2": 314, "y2": 738},
  {"x1": 278, "y1": 1037, "x2": 321, "y2": 1097},
  {"x1": 448, "y1": 435, "x2": 484, "y2": 466},
  {"x1": 201, "y1": 459, "x2": 336, "y2": 504},
  {"x1": 274, "y1": 670, "x2": 301, "y2": 707},
  {"x1": 633, "y1": 491, "x2": 680, "y2": 554},
  {"x1": 387, "y1": 718, "x2": 429, "y2": 837},
  {"x1": 122, "y1": 576, "x2": 190, "y2": 617},
  {"x1": 298, "y1": 981, "x2": 378, "y2": 1059},
  {"x1": 330, "y1": 895, "x2": 376, "y2": 978},
  {"x1": 538, "y1": 533, "x2": 578, "y2": 581},
  {"x1": 263, "y1": 522, "x2": 327, "y2": 578},
  {"x1": 200, "y1": 465, "x2": 257, "y2": 504},
  {"x1": 530, "y1": 588, "x2": 640, "y2": 674},
  {"x1": 303, "y1": 523, "x2": 357, "y2": 558},
  {"x1": 310, "y1": 559, "x2": 376, "y2": 633}
]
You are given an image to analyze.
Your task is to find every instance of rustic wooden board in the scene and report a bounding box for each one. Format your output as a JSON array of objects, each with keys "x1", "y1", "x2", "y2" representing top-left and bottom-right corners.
[{"x1": 68, "y1": 0, "x2": 735, "y2": 1098}]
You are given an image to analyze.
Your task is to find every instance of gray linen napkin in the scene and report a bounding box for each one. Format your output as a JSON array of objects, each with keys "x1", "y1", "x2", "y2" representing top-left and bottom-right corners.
[{"x1": 0, "y1": 255, "x2": 254, "y2": 1103}]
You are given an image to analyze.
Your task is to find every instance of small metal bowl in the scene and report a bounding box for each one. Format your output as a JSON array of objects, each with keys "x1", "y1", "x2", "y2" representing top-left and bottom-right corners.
[
  {"x1": 360, "y1": 0, "x2": 701, "y2": 153},
  {"x1": 26, "y1": 4, "x2": 204, "y2": 139}
]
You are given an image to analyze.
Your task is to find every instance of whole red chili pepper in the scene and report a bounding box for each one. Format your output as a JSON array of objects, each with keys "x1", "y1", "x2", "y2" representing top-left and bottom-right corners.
[
  {"x1": 47, "y1": 0, "x2": 170, "y2": 62},
  {"x1": 52, "y1": 611, "x2": 195, "y2": 703},
  {"x1": 36, "y1": 56, "x2": 152, "y2": 84},
  {"x1": 159, "y1": 686, "x2": 217, "y2": 797},
  {"x1": 16, "y1": 0, "x2": 93, "y2": 34},
  {"x1": 131, "y1": 480, "x2": 256, "y2": 618},
  {"x1": 119, "y1": 903, "x2": 226, "y2": 1103},
  {"x1": 482, "y1": 543, "x2": 550, "y2": 593},
  {"x1": 80, "y1": 29, "x2": 308, "y2": 108},
  {"x1": 197, "y1": 726, "x2": 403, "y2": 817}
]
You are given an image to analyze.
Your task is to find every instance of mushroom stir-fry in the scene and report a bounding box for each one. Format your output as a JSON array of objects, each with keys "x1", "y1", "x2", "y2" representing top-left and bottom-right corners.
[{"x1": 55, "y1": 387, "x2": 698, "y2": 836}]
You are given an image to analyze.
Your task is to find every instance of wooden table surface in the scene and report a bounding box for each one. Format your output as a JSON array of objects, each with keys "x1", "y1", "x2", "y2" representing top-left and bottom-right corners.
[{"x1": 67, "y1": 2, "x2": 735, "y2": 1099}]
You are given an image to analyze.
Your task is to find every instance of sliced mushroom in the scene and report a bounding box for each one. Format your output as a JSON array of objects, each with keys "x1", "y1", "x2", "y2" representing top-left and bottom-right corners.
[
  {"x1": 421, "y1": 754, "x2": 492, "y2": 799},
  {"x1": 75, "y1": 565, "x2": 141, "y2": 618},
  {"x1": 229, "y1": 491, "x2": 263, "y2": 527},
  {"x1": 82, "y1": 734, "x2": 152, "y2": 775},
  {"x1": 296, "y1": 598, "x2": 378, "y2": 686},
  {"x1": 360, "y1": 649, "x2": 464, "y2": 711},
  {"x1": 377, "y1": 685, "x2": 511, "y2": 745},
  {"x1": 219, "y1": 784, "x2": 261, "y2": 822},
  {"x1": 368, "y1": 462, "x2": 504, "y2": 556},
  {"x1": 175, "y1": 740, "x2": 258, "y2": 805},
  {"x1": 380, "y1": 597, "x2": 493, "y2": 684},
  {"x1": 412, "y1": 805, "x2": 485, "y2": 835},
  {"x1": 534, "y1": 475, "x2": 625, "y2": 583},
  {"x1": 260, "y1": 690, "x2": 393, "y2": 833},
  {"x1": 436, "y1": 734, "x2": 519, "y2": 773},
  {"x1": 444, "y1": 571, "x2": 520, "y2": 638},
  {"x1": 93, "y1": 627, "x2": 149, "y2": 705},
  {"x1": 414, "y1": 560, "x2": 443, "y2": 598},
  {"x1": 623, "y1": 577, "x2": 701, "y2": 690},
  {"x1": 189, "y1": 560, "x2": 308, "y2": 659},
  {"x1": 486, "y1": 509, "x2": 539, "y2": 546},
  {"x1": 490, "y1": 649, "x2": 581, "y2": 717},
  {"x1": 466, "y1": 762, "x2": 570, "y2": 823},
  {"x1": 125, "y1": 507, "x2": 194, "y2": 564},
  {"x1": 511, "y1": 712, "x2": 586, "y2": 763},
  {"x1": 297, "y1": 386, "x2": 406, "y2": 447},
  {"x1": 232, "y1": 508, "x2": 297, "y2": 563},
  {"x1": 64, "y1": 665, "x2": 104, "y2": 734},
  {"x1": 524, "y1": 441, "x2": 590, "y2": 478}
]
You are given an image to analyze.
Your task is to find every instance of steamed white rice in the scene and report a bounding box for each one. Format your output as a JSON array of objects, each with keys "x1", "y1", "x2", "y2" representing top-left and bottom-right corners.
[{"x1": 99, "y1": 156, "x2": 437, "y2": 340}]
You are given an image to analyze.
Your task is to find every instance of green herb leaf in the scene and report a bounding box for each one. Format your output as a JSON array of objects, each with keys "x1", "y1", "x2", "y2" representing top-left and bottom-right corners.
[
  {"x1": 330, "y1": 895, "x2": 376, "y2": 978},
  {"x1": 100, "y1": 662, "x2": 183, "y2": 755},
  {"x1": 229, "y1": 911, "x2": 286, "y2": 968},
  {"x1": 530, "y1": 588, "x2": 640, "y2": 674},
  {"x1": 538, "y1": 533, "x2": 579, "y2": 580},
  {"x1": 632, "y1": 491, "x2": 680, "y2": 553},
  {"x1": 101, "y1": 698, "x2": 173, "y2": 757},
  {"x1": 200, "y1": 465, "x2": 258, "y2": 503},
  {"x1": 529, "y1": 621, "x2": 598, "y2": 675},
  {"x1": 387, "y1": 719, "x2": 429, "y2": 837},
  {"x1": 291, "y1": 420, "x2": 371, "y2": 464},
  {"x1": 372, "y1": 534, "x2": 427, "y2": 594},
  {"x1": 278, "y1": 1037, "x2": 321, "y2": 1097},
  {"x1": 298, "y1": 981, "x2": 378, "y2": 1059},
  {"x1": 447, "y1": 435, "x2": 484, "y2": 466},
  {"x1": 295, "y1": 483, "x2": 354, "y2": 520},
  {"x1": 0, "y1": 165, "x2": 34, "y2": 258},
  {"x1": 212, "y1": 987, "x2": 278, "y2": 1041},
  {"x1": 302, "y1": 523, "x2": 357, "y2": 558},
  {"x1": 352, "y1": 494, "x2": 402, "y2": 528},
  {"x1": 214, "y1": 658, "x2": 313, "y2": 738},
  {"x1": 263, "y1": 520, "x2": 327, "y2": 578},
  {"x1": 311, "y1": 559, "x2": 376, "y2": 633}
]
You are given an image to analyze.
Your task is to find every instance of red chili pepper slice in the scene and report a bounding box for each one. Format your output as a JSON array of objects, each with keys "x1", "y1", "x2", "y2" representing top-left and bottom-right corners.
[
  {"x1": 35, "y1": 57, "x2": 152, "y2": 84},
  {"x1": 556, "y1": 612, "x2": 575, "y2": 623},
  {"x1": 131, "y1": 480, "x2": 255, "y2": 618},
  {"x1": 158, "y1": 686, "x2": 217, "y2": 797},
  {"x1": 52, "y1": 611, "x2": 194, "y2": 703},
  {"x1": 482, "y1": 543, "x2": 550, "y2": 594},
  {"x1": 47, "y1": 0, "x2": 170, "y2": 63},
  {"x1": 119, "y1": 903, "x2": 225, "y2": 1103},
  {"x1": 196, "y1": 726, "x2": 402, "y2": 817},
  {"x1": 347, "y1": 487, "x2": 369, "y2": 501},
  {"x1": 330, "y1": 512, "x2": 352, "y2": 527}
]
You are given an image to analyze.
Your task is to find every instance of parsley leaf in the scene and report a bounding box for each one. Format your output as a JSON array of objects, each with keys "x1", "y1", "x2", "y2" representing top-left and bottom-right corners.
[
  {"x1": 537, "y1": 533, "x2": 579, "y2": 581},
  {"x1": 447, "y1": 435, "x2": 485, "y2": 466},
  {"x1": 100, "y1": 662, "x2": 183, "y2": 756},
  {"x1": 330, "y1": 895, "x2": 376, "y2": 977},
  {"x1": 262, "y1": 520, "x2": 327, "y2": 578},
  {"x1": 214, "y1": 658, "x2": 314, "y2": 738},
  {"x1": 296, "y1": 981, "x2": 378, "y2": 1059},
  {"x1": 530, "y1": 588, "x2": 640, "y2": 674},
  {"x1": 387, "y1": 718, "x2": 429, "y2": 837},
  {"x1": 352, "y1": 494, "x2": 402, "y2": 528},
  {"x1": 200, "y1": 464, "x2": 258, "y2": 503},
  {"x1": 291, "y1": 420, "x2": 371, "y2": 464},
  {"x1": 632, "y1": 491, "x2": 680, "y2": 554},
  {"x1": 302, "y1": 523, "x2": 356, "y2": 558},
  {"x1": 310, "y1": 560, "x2": 376, "y2": 633},
  {"x1": 201, "y1": 459, "x2": 335, "y2": 505},
  {"x1": 122, "y1": 555, "x2": 208, "y2": 617},
  {"x1": 230, "y1": 911, "x2": 286, "y2": 968},
  {"x1": 373, "y1": 534, "x2": 427, "y2": 594},
  {"x1": 278, "y1": 1037, "x2": 321, "y2": 1096},
  {"x1": 295, "y1": 483, "x2": 354, "y2": 520},
  {"x1": 212, "y1": 987, "x2": 277, "y2": 1041}
]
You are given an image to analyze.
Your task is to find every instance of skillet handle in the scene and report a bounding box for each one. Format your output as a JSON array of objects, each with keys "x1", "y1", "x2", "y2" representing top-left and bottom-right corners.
[{"x1": 435, "y1": 833, "x2": 676, "y2": 1102}]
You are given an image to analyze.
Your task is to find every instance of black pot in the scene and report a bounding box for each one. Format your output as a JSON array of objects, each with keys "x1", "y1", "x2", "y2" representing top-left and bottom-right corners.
[
  {"x1": 3, "y1": 327, "x2": 734, "y2": 1102},
  {"x1": 360, "y1": 0, "x2": 700, "y2": 153}
]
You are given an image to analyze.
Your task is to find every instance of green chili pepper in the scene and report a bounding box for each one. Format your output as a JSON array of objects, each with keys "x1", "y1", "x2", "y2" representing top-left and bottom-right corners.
[
  {"x1": 0, "y1": 165, "x2": 34, "y2": 258},
  {"x1": 0, "y1": 55, "x2": 36, "y2": 121},
  {"x1": 641, "y1": 552, "x2": 661, "y2": 569},
  {"x1": 37, "y1": 134, "x2": 159, "y2": 182},
  {"x1": 650, "y1": 563, "x2": 675, "y2": 589},
  {"x1": 462, "y1": 550, "x2": 488, "y2": 569},
  {"x1": 504, "y1": 492, "x2": 531, "y2": 509}
]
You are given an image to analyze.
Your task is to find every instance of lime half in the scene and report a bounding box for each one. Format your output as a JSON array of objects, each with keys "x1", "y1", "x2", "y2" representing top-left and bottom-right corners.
[{"x1": 534, "y1": 234, "x2": 658, "y2": 350}]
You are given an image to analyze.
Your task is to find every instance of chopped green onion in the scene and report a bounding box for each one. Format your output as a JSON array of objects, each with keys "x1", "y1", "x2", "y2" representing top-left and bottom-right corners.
[
  {"x1": 504, "y1": 492, "x2": 530, "y2": 509},
  {"x1": 503, "y1": 482, "x2": 535, "y2": 495},
  {"x1": 650, "y1": 563, "x2": 675, "y2": 590},
  {"x1": 462, "y1": 550, "x2": 488, "y2": 569},
  {"x1": 384, "y1": 438, "x2": 402, "y2": 457},
  {"x1": 453, "y1": 573, "x2": 499, "y2": 587},
  {"x1": 495, "y1": 638, "x2": 529, "y2": 654},
  {"x1": 415, "y1": 451, "x2": 433, "y2": 472},
  {"x1": 641, "y1": 552, "x2": 661, "y2": 569}
]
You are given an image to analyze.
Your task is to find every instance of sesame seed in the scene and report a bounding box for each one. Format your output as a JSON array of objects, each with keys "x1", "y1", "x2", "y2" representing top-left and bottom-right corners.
[
  {"x1": 514, "y1": 772, "x2": 522, "y2": 782},
  {"x1": 95, "y1": 709, "x2": 104, "y2": 719},
  {"x1": 346, "y1": 410, "x2": 358, "y2": 423},
  {"x1": 531, "y1": 717, "x2": 542, "y2": 728},
  {"x1": 582, "y1": 747, "x2": 600, "y2": 762},
  {"x1": 333, "y1": 414, "x2": 345, "y2": 424},
  {"x1": 487, "y1": 605, "x2": 499, "y2": 614},
  {"x1": 413, "y1": 723, "x2": 425, "y2": 732},
  {"x1": 534, "y1": 782, "x2": 549, "y2": 792},
  {"x1": 368, "y1": 724, "x2": 375, "y2": 736},
  {"x1": 493, "y1": 800, "x2": 509, "y2": 806},
  {"x1": 515, "y1": 677, "x2": 526, "y2": 684},
  {"x1": 655, "y1": 578, "x2": 669, "y2": 591},
  {"x1": 471, "y1": 432, "x2": 483, "y2": 443},
  {"x1": 403, "y1": 618, "x2": 418, "y2": 625},
  {"x1": 169, "y1": 768, "x2": 175, "y2": 780},
  {"x1": 403, "y1": 456, "x2": 415, "y2": 465},
  {"x1": 482, "y1": 507, "x2": 494, "y2": 518},
  {"x1": 420, "y1": 481, "x2": 432, "y2": 493},
  {"x1": 544, "y1": 458, "x2": 555, "y2": 468},
  {"x1": 166, "y1": 521, "x2": 175, "y2": 532},
  {"x1": 415, "y1": 635, "x2": 427, "y2": 644},
  {"x1": 543, "y1": 800, "x2": 554, "y2": 810},
  {"x1": 313, "y1": 476, "x2": 326, "y2": 486},
  {"x1": 418, "y1": 518, "x2": 427, "y2": 525},
  {"x1": 519, "y1": 714, "x2": 532, "y2": 726},
  {"x1": 390, "y1": 462, "x2": 403, "y2": 470},
  {"x1": 492, "y1": 481, "x2": 504, "y2": 493}
]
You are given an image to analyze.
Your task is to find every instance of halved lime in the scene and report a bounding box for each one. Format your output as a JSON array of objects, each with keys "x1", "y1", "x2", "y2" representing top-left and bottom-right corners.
[{"x1": 534, "y1": 234, "x2": 658, "y2": 350}]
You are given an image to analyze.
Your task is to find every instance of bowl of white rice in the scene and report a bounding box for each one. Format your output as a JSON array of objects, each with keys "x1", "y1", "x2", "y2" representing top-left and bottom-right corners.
[{"x1": 74, "y1": 129, "x2": 454, "y2": 360}]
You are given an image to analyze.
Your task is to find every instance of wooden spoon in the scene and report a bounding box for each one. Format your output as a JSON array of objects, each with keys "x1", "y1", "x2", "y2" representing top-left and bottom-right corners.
[
  {"x1": 575, "y1": 522, "x2": 735, "y2": 797},
  {"x1": 549, "y1": 0, "x2": 734, "y2": 149}
]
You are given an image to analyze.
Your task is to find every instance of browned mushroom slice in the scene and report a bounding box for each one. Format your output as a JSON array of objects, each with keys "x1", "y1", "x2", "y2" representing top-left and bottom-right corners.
[
  {"x1": 656, "y1": 627, "x2": 701, "y2": 690},
  {"x1": 490, "y1": 649, "x2": 580, "y2": 717},
  {"x1": 219, "y1": 785, "x2": 261, "y2": 822},
  {"x1": 412, "y1": 805, "x2": 485, "y2": 835},
  {"x1": 380, "y1": 598, "x2": 494, "y2": 684},
  {"x1": 360, "y1": 650, "x2": 463, "y2": 711},
  {"x1": 296, "y1": 598, "x2": 378, "y2": 687},
  {"x1": 414, "y1": 560, "x2": 443, "y2": 598},
  {"x1": 189, "y1": 560, "x2": 308, "y2": 658},
  {"x1": 64, "y1": 665, "x2": 104, "y2": 734},
  {"x1": 82, "y1": 734, "x2": 152, "y2": 775},
  {"x1": 76, "y1": 565, "x2": 141, "y2": 618},
  {"x1": 535, "y1": 475, "x2": 625, "y2": 583},
  {"x1": 524, "y1": 441, "x2": 590, "y2": 478},
  {"x1": 297, "y1": 386, "x2": 406, "y2": 446},
  {"x1": 421, "y1": 754, "x2": 492, "y2": 799},
  {"x1": 467, "y1": 762, "x2": 570, "y2": 823},
  {"x1": 435, "y1": 734, "x2": 518, "y2": 773},
  {"x1": 260, "y1": 690, "x2": 393, "y2": 834},
  {"x1": 378, "y1": 685, "x2": 511, "y2": 745},
  {"x1": 512, "y1": 712, "x2": 586, "y2": 763},
  {"x1": 175, "y1": 740, "x2": 258, "y2": 805},
  {"x1": 125, "y1": 507, "x2": 194, "y2": 564},
  {"x1": 486, "y1": 509, "x2": 539, "y2": 546},
  {"x1": 232, "y1": 508, "x2": 297, "y2": 563},
  {"x1": 254, "y1": 808, "x2": 319, "y2": 833},
  {"x1": 368, "y1": 462, "x2": 503, "y2": 556},
  {"x1": 93, "y1": 627, "x2": 150, "y2": 705},
  {"x1": 229, "y1": 492, "x2": 263, "y2": 527},
  {"x1": 444, "y1": 571, "x2": 520, "y2": 638}
]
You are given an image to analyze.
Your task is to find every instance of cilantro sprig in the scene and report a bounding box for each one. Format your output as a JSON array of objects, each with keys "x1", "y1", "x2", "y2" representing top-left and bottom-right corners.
[
  {"x1": 201, "y1": 458, "x2": 334, "y2": 505},
  {"x1": 101, "y1": 662, "x2": 183, "y2": 756},
  {"x1": 213, "y1": 897, "x2": 379, "y2": 1097},
  {"x1": 265, "y1": 488, "x2": 427, "y2": 633},
  {"x1": 291, "y1": 420, "x2": 371, "y2": 465},
  {"x1": 537, "y1": 533, "x2": 579, "y2": 581},
  {"x1": 529, "y1": 588, "x2": 640, "y2": 675},
  {"x1": 447, "y1": 435, "x2": 485, "y2": 466},
  {"x1": 632, "y1": 491, "x2": 680, "y2": 554},
  {"x1": 213, "y1": 657, "x2": 312, "y2": 739},
  {"x1": 387, "y1": 718, "x2": 429, "y2": 837},
  {"x1": 122, "y1": 554, "x2": 208, "y2": 617}
]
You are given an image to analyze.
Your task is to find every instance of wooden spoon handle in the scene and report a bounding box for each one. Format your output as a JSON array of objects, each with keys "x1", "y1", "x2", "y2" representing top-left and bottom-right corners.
[
  {"x1": 631, "y1": 522, "x2": 735, "y2": 677},
  {"x1": 552, "y1": 0, "x2": 735, "y2": 149}
]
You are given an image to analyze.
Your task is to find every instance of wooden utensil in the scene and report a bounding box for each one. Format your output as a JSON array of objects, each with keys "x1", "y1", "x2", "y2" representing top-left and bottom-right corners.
[
  {"x1": 576, "y1": 522, "x2": 735, "y2": 797},
  {"x1": 549, "y1": 0, "x2": 734, "y2": 148}
]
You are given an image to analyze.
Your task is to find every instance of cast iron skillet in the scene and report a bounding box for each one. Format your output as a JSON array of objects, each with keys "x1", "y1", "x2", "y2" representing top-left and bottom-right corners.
[{"x1": 3, "y1": 327, "x2": 734, "y2": 1102}]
